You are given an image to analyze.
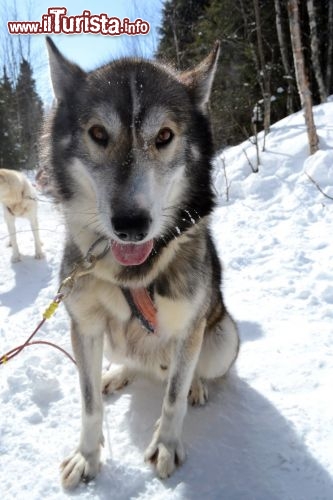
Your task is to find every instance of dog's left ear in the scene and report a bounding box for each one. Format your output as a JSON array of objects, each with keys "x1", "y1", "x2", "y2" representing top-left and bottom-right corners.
[
  {"x1": 46, "y1": 36, "x2": 86, "y2": 102},
  {"x1": 179, "y1": 41, "x2": 220, "y2": 112}
]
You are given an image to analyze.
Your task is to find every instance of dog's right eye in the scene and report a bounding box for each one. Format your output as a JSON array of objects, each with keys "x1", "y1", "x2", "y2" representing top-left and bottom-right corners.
[
  {"x1": 155, "y1": 127, "x2": 174, "y2": 148},
  {"x1": 88, "y1": 125, "x2": 109, "y2": 147}
]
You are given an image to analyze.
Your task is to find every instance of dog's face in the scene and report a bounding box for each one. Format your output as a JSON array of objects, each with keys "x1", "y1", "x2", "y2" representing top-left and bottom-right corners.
[{"x1": 46, "y1": 39, "x2": 219, "y2": 266}]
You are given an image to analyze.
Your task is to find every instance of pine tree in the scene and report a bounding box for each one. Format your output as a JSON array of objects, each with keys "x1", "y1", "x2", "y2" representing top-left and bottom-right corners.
[
  {"x1": 15, "y1": 59, "x2": 43, "y2": 169},
  {"x1": 0, "y1": 67, "x2": 20, "y2": 169},
  {"x1": 157, "y1": 0, "x2": 211, "y2": 67}
]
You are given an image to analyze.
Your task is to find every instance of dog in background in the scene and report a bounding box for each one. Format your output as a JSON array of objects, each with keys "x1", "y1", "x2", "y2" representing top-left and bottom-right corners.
[
  {"x1": 43, "y1": 37, "x2": 239, "y2": 488},
  {"x1": 0, "y1": 168, "x2": 44, "y2": 262}
]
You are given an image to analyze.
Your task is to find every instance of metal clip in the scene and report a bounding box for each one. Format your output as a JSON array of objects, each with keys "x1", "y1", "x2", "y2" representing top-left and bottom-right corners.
[
  {"x1": 57, "y1": 236, "x2": 111, "y2": 300},
  {"x1": 85, "y1": 236, "x2": 111, "y2": 263},
  {"x1": 57, "y1": 275, "x2": 76, "y2": 299}
]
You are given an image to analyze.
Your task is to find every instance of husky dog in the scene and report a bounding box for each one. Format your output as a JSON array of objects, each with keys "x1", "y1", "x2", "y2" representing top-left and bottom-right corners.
[
  {"x1": 0, "y1": 168, "x2": 44, "y2": 262},
  {"x1": 43, "y1": 37, "x2": 239, "y2": 489}
]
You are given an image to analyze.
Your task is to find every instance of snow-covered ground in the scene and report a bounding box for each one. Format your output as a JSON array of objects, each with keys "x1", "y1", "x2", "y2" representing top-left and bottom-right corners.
[{"x1": 1, "y1": 101, "x2": 333, "y2": 499}]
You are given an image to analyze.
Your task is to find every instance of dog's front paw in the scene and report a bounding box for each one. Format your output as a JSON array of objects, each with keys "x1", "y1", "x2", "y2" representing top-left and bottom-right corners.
[
  {"x1": 11, "y1": 254, "x2": 21, "y2": 263},
  {"x1": 61, "y1": 450, "x2": 101, "y2": 489},
  {"x1": 188, "y1": 377, "x2": 208, "y2": 406},
  {"x1": 144, "y1": 431, "x2": 186, "y2": 479},
  {"x1": 102, "y1": 365, "x2": 134, "y2": 395},
  {"x1": 35, "y1": 252, "x2": 45, "y2": 259}
]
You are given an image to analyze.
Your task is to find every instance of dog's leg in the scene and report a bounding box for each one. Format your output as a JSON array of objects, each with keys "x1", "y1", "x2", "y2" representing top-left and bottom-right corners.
[
  {"x1": 144, "y1": 318, "x2": 206, "y2": 478},
  {"x1": 4, "y1": 208, "x2": 20, "y2": 262},
  {"x1": 28, "y1": 208, "x2": 44, "y2": 259},
  {"x1": 196, "y1": 311, "x2": 239, "y2": 380},
  {"x1": 61, "y1": 321, "x2": 104, "y2": 489}
]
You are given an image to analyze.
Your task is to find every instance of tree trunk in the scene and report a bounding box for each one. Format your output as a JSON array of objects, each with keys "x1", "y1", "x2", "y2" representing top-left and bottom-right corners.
[
  {"x1": 326, "y1": 0, "x2": 333, "y2": 93},
  {"x1": 306, "y1": 0, "x2": 327, "y2": 102},
  {"x1": 274, "y1": 0, "x2": 295, "y2": 114},
  {"x1": 288, "y1": 0, "x2": 319, "y2": 155},
  {"x1": 253, "y1": 0, "x2": 271, "y2": 144}
]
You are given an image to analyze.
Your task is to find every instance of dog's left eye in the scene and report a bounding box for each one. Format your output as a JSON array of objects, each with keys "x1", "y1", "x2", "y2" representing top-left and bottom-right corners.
[
  {"x1": 155, "y1": 128, "x2": 174, "y2": 148},
  {"x1": 89, "y1": 125, "x2": 109, "y2": 147}
]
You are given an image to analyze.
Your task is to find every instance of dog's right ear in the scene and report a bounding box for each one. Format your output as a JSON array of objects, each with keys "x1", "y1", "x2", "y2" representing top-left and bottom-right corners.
[
  {"x1": 179, "y1": 41, "x2": 220, "y2": 112},
  {"x1": 46, "y1": 37, "x2": 86, "y2": 101}
]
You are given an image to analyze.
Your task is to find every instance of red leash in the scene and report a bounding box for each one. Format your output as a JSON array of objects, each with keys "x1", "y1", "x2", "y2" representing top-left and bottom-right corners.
[{"x1": 0, "y1": 293, "x2": 76, "y2": 366}]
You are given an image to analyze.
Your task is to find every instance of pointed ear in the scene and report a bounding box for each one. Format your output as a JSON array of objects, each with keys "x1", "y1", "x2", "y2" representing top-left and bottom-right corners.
[
  {"x1": 179, "y1": 41, "x2": 220, "y2": 111},
  {"x1": 46, "y1": 36, "x2": 86, "y2": 101}
]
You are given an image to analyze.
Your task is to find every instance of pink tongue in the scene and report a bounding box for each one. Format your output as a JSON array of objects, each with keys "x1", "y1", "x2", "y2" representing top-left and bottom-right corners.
[{"x1": 111, "y1": 240, "x2": 154, "y2": 266}]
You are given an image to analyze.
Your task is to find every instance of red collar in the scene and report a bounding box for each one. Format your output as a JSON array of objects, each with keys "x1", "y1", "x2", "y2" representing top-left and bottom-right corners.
[{"x1": 122, "y1": 287, "x2": 157, "y2": 334}]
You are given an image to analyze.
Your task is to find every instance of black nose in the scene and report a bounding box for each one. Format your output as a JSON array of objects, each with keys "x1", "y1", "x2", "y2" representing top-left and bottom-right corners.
[{"x1": 111, "y1": 213, "x2": 151, "y2": 242}]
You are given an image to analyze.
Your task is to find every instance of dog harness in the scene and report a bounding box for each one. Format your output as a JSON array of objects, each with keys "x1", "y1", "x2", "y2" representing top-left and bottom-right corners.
[{"x1": 122, "y1": 286, "x2": 157, "y2": 334}]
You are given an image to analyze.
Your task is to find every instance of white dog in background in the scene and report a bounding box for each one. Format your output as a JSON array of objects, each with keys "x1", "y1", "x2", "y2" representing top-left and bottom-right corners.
[{"x1": 0, "y1": 168, "x2": 44, "y2": 262}]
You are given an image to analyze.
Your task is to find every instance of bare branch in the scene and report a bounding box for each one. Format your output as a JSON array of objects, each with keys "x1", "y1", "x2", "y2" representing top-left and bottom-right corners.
[
  {"x1": 220, "y1": 155, "x2": 231, "y2": 202},
  {"x1": 305, "y1": 171, "x2": 333, "y2": 201},
  {"x1": 242, "y1": 147, "x2": 259, "y2": 173}
]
